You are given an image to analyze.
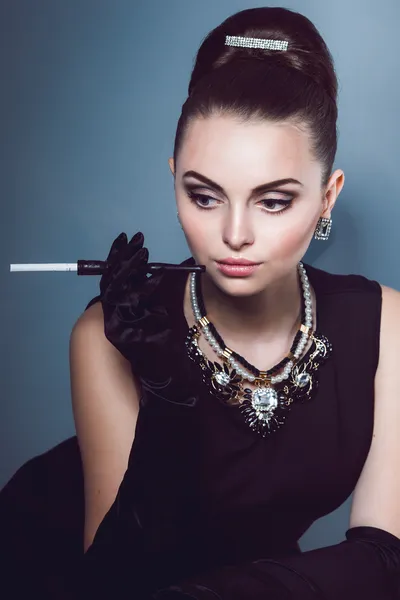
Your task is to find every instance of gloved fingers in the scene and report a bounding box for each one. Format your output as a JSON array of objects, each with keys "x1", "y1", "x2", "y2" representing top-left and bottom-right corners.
[
  {"x1": 122, "y1": 231, "x2": 145, "y2": 262},
  {"x1": 106, "y1": 232, "x2": 128, "y2": 263},
  {"x1": 107, "y1": 247, "x2": 149, "y2": 290},
  {"x1": 106, "y1": 231, "x2": 145, "y2": 267}
]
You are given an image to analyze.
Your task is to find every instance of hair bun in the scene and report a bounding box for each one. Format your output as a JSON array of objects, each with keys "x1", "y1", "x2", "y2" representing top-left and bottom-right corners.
[
  {"x1": 174, "y1": 7, "x2": 338, "y2": 187},
  {"x1": 189, "y1": 7, "x2": 337, "y2": 104}
]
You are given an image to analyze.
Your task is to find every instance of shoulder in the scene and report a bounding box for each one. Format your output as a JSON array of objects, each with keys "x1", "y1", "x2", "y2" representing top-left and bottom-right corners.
[
  {"x1": 70, "y1": 300, "x2": 127, "y2": 365},
  {"x1": 304, "y1": 263, "x2": 382, "y2": 298},
  {"x1": 380, "y1": 283, "x2": 400, "y2": 313},
  {"x1": 306, "y1": 264, "x2": 384, "y2": 368},
  {"x1": 307, "y1": 266, "x2": 400, "y2": 329},
  {"x1": 75, "y1": 298, "x2": 103, "y2": 325},
  {"x1": 71, "y1": 300, "x2": 104, "y2": 344},
  {"x1": 377, "y1": 284, "x2": 400, "y2": 359}
]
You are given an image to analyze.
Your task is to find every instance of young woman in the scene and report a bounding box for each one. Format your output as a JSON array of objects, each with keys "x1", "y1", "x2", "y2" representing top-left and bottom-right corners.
[{"x1": 67, "y1": 5, "x2": 400, "y2": 599}]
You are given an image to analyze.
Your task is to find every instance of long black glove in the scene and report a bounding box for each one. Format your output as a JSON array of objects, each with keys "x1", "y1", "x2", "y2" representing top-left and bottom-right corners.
[{"x1": 152, "y1": 526, "x2": 400, "y2": 600}]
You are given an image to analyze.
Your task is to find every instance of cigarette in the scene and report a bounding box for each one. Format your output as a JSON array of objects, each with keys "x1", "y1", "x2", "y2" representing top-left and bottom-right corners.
[
  {"x1": 9, "y1": 261, "x2": 205, "y2": 274},
  {"x1": 10, "y1": 263, "x2": 79, "y2": 272}
]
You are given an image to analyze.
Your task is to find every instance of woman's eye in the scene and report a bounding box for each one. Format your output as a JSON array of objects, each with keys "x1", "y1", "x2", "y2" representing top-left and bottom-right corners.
[
  {"x1": 260, "y1": 199, "x2": 292, "y2": 213},
  {"x1": 187, "y1": 191, "x2": 292, "y2": 214},
  {"x1": 188, "y1": 192, "x2": 219, "y2": 209}
]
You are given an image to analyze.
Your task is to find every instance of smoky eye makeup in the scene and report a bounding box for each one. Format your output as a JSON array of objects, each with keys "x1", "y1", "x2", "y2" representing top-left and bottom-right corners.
[
  {"x1": 185, "y1": 189, "x2": 295, "y2": 215},
  {"x1": 182, "y1": 179, "x2": 297, "y2": 198}
]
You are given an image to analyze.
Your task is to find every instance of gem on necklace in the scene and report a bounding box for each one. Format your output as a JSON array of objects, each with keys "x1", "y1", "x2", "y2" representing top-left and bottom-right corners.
[
  {"x1": 213, "y1": 371, "x2": 231, "y2": 387},
  {"x1": 295, "y1": 372, "x2": 311, "y2": 388},
  {"x1": 251, "y1": 386, "x2": 278, "y2": 412}
]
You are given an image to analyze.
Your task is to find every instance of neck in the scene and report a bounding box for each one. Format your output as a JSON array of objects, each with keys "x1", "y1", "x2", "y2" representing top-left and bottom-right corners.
[{"x1": 193, "y1": 266, "x2": 303, "y2": 345}]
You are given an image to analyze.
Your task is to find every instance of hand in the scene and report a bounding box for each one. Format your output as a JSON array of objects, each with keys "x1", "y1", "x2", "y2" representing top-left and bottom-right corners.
[{"x1": 100, "y1": 231, "x2": 149, "y2": 301}]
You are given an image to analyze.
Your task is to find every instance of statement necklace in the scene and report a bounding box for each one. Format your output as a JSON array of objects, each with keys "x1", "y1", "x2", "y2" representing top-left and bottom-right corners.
[{"x1": 185, "y1": 263, "x2": 332, "y2": 437}]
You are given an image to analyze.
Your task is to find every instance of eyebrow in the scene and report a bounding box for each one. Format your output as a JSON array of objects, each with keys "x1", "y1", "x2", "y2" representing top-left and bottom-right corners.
[{"x1": 182, "y1": 170, "x2": 304, "y2": 195}]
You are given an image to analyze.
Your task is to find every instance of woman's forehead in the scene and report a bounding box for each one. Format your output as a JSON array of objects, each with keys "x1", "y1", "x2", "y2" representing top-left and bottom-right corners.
[{"x1": 178, "y1": 114, "x2": 318, "y2": 184}]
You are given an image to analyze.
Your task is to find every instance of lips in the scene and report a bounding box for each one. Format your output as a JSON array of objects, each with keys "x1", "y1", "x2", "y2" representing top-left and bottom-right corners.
[
  {"x1": 217, "y1": 258, "x2": 260, "y2": 266},
  {"x1": 215, "y1": 261, "x2": 261, "y2": 277}
]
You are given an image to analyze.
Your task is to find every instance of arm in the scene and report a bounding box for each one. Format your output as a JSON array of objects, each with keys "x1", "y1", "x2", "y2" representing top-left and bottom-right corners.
[
  {"x1": 69, "y1": 300, "x2": 141, "y2": 552},
  {"x1": 349, "y1": 285, "x2": 400, "y2": 537},
  {"x1": 154, "y1": 285, "x2": 400, "y2": 600}
]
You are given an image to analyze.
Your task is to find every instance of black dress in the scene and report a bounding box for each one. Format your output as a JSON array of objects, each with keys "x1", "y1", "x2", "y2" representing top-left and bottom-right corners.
[
  {"x1": 2, "y1": 253, "x2": 400, "y2": 599},
  {"x1": 79, "y1": 256, "x2": 400, "y2": 598}
]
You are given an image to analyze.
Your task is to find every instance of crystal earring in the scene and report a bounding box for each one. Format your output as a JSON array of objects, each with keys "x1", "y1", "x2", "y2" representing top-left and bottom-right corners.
[{"x1": 314, "y1": 217, "x2": 332, "y2": 241}]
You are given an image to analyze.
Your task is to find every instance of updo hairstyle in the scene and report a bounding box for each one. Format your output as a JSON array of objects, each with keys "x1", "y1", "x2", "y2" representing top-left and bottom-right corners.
[{"x1": 173, "y1": 7, "x2": 338, "y2": 187}]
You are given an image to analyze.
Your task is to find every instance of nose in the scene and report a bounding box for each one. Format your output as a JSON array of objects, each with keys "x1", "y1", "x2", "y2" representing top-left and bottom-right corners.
[{"x1": 221, "y1": 208, "x2": 255, "y2": 251}]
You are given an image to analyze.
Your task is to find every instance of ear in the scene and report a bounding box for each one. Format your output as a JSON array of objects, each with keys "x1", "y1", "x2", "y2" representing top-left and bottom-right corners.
[
  {"x1": 321, "y1": 169, "x2": 345, "y2": 218},
  {"x1": 168, "y1": 157, "x2": 175, "y2": 177}
]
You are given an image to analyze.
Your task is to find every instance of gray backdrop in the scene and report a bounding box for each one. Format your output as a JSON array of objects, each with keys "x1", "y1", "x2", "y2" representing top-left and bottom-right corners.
[{"x1": 2, "y1": 0, "x2": 399, "y2": 551}]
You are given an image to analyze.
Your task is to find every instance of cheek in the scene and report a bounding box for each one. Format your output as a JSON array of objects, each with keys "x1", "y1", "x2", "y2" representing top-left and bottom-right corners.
[
  {"x1": 267, "y1": 216, "x2": 317, "y2": 259},
  {"x1": 180, "y1": 213, "x2": 212, "y2": 251}
]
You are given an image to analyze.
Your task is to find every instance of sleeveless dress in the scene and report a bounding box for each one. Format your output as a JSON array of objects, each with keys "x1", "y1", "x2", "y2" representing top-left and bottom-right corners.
[{"x1": 80, "y1": 256, "x2": 390, "y2": 599}]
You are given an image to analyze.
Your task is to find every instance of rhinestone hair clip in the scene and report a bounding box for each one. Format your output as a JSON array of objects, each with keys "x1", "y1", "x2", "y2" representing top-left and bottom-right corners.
[{"x1": 225, "y1": 35, "x2": 288, "y2": 51}]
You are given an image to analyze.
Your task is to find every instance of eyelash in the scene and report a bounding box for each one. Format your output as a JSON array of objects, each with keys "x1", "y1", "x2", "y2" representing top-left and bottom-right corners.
[{"x1": 186, "y1": 191, "x2": 293, "y2": 215}]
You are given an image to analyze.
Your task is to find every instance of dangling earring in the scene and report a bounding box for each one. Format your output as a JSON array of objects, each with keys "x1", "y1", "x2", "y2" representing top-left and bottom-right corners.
[{"x1": 314, "y1": 217, "x2": 332, "y2": 241}]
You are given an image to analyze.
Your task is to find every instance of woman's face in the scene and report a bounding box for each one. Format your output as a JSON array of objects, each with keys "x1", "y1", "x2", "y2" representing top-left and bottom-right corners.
[{"x1": 169, "y1": 113, "x2": 344, "y2": 296}]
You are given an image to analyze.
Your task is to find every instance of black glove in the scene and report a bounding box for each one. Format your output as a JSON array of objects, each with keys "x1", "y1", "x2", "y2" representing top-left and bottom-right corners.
[
  {"x1": 99, "y1": 231, "x2": 149, "y2": 300},
  {"x1": 84, "y1": 231, "x2": 150, "y2": 310}
]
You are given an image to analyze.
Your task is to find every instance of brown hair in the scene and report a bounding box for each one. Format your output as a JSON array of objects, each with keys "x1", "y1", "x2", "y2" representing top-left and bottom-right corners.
[{"x1": 173, "y1": 7, "x2": 338, "y2": 187}]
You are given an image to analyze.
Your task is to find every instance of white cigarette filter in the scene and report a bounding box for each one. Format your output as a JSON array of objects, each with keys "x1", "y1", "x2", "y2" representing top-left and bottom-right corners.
[{"x1": 10, "y1": 263, "x2": 78, "y2": 272}]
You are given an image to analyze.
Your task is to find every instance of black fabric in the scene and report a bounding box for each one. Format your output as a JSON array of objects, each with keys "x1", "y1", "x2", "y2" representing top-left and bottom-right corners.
[
  {"x1": 151, "y1": 526, "x2": 400, "y2": 599},
  {"x1": 0, "y1": 437, "x2": 84, "y2": 599},
  {"x1": 77, "y1": 252, "x2": 397, "y2": 599},
  {"x1": 2, "y1": 238, "x2": 398, "y2": 599}
]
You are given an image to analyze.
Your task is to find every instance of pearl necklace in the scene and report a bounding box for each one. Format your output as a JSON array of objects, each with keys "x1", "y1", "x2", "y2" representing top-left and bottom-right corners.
[{"x1": 189, "y1": 263, "x2": 313, "y2": 384}]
